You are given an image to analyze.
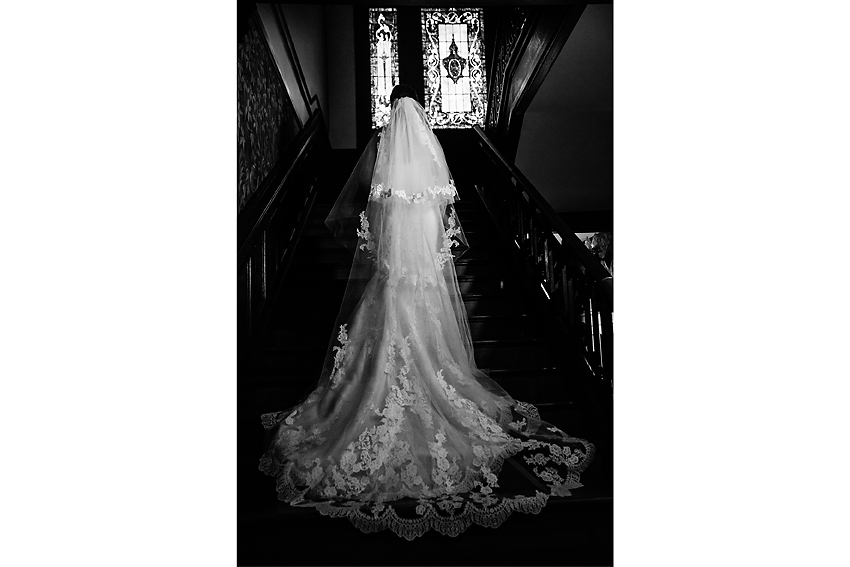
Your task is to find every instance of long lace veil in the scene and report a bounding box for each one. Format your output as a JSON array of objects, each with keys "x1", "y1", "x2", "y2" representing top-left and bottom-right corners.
[
  {"x1": 260, "y1": 96, "x2": 594, "y2": 539},
  {"x1": 318, "y1": 97, "x2": 475, "y2": 405}
]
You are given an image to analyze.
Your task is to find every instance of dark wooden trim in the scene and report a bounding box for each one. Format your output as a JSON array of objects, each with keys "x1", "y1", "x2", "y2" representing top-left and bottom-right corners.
[
  {"x1": 473, "y1": 124, "x2": 612, "y2": 293},
  {"x1": 272, "y1": 4, "x2": 321, "y2": 118}
]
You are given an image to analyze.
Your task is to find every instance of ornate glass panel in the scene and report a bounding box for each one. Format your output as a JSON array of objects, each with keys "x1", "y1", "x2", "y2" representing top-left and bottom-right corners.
[
  {"x1": 369, "y1": 8, "x2": 399, "y2": 129},
  {"x1": 421, "y1": 8, "x2": 487, "y2": 129}
]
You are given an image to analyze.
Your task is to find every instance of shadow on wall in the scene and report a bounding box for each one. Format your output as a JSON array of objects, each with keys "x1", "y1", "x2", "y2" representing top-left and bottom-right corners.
[{"x1": 515, "y1": 4, "x2": 613, "y2": 215}]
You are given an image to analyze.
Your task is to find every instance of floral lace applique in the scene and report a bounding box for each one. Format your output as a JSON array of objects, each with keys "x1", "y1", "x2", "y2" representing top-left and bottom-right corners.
[
  {"x1": 514, "y1": 400, "x2": 541, "y2": 421},
  {"x1": 309, "y1": 333, "x2": 429, "y2": 501},
  {"x1": 356, "y1": 211, "x2": 376, "y2": 259},
  {"x1": 520, "y1": 438, "x2": 589, "y2": 494},
  {"x1": 434, "y1": 369, "x2": 513, "y2": 444},
  {"x1": 329, "y1": 324, "x2": 350, "y2": 389},
  {"x1": 427, "y1": 428, "x2": 462, "y2": 493},
  {"x1": 437, "y1": 211, "x2": 461, "y2": 268},
  {"x1": 414, "y1": 115, "x2": 440, "y2": 163}
]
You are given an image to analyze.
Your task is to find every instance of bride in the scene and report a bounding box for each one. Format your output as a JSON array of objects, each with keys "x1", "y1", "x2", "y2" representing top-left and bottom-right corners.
[{"x1": 259, "y1": 85, "x2": 594, "y2": 539}]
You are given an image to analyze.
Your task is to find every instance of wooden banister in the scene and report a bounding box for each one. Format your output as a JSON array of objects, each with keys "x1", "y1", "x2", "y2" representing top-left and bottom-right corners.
[
  {"x1": 238, "y1": 110, "x2": 329, "y2": 359},
  {"x1": 472, "y1": 125, "x2": 613, "y2": 386}
]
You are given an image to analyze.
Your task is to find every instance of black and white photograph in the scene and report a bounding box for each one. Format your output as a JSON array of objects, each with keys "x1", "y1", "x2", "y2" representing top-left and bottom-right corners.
[
  {"x1": 237, "y1": 3, "x2": 612, "y2": 564},
  {"x1": 4, "y1": 1, "x2": 848, "y2": 565}
]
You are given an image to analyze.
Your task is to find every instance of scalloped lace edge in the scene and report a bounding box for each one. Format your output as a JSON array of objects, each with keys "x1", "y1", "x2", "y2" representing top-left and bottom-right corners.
[{"x1": 303, "y1": 490, "x2": 550, "y2": 540}]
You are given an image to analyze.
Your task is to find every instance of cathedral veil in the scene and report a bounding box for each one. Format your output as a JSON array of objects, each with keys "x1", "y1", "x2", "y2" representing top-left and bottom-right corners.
[
  {"x1": 259, "y1": 94, "x2": 594, "y2": 540},
  {"x1": 321, "y1": 96, "x2": 472, "y2": 389}
]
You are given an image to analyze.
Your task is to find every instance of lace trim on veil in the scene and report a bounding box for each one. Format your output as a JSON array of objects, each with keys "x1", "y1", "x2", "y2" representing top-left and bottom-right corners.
[
  {"x1": 259, "y1": 400, "x2": 593, "y2": 539},
  {"x1": 369, "y1": 182, "x2": 457, "y2": 204}
]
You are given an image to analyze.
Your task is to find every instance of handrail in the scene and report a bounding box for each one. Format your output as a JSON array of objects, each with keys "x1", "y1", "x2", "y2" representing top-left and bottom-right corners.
[
  {"x1": 472, "y1": 125, "x2": 612, "y2": 385},
  {"x1": 238, "y1": 110, "x2": 322, "y2": 263},
  {"x1": 473, "y1": 125, "x2": 612, "y2": 299},
  {"x1": 238, "y1": 109, "x2": 328, "y2": 359},
  {"x1": 273, "y1": 4, "x2": 323, "y2": 120}
]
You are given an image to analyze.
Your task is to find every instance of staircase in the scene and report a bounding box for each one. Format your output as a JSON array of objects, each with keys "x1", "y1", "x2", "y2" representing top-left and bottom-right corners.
[{"x1": 237, "y1": 137, "x2": 613, "y2": 565}]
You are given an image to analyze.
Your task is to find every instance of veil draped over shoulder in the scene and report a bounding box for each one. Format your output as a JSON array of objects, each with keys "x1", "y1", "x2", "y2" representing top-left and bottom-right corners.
[{"x1": 259, "y1": 96, "x2": 594, "y2": 540}]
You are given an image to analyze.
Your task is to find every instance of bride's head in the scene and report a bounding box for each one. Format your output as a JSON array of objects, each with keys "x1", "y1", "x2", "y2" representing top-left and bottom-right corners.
[{"x1": 390, "y1": 84, "x2": 419, "y2": 106}]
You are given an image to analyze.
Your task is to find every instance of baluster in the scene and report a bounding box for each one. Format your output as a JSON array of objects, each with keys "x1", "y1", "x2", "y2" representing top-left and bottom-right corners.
[
  {"x1": 245, "y1": 258, "x2": 252, "y2": 335},
  {"x1": 583, "y1": 280, "x2": 594, "y2": 365},
  {"x1": 515, "y1": 203, "x2": 525, "y2": 250},
  {"x1": 261, "y1": 231, "x2": 268, "y2": 301},
  {"x1": 549, "y1": 244, "x2": 556, "y2": 295},
  {"x1": 563, "y1": 269, "x2": 574, "y2": 337},
  {"x1": 589, "y1": 292, "x2": 602, "y2": 375},
  {"x1": 598, "y1": 289, "x2": 614, "y2": 383}
]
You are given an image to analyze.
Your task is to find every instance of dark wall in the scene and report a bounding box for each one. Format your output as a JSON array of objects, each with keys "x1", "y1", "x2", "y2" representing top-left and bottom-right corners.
[
  {"x1": 515, "y1": 4, "x2": 613, "y2": 215},
  {"x1": 237, "y1": 9, "x2": 301, "y2": 213},
  {"x1": 325, "y1": 5, "x2": 357, "y2": 149}
]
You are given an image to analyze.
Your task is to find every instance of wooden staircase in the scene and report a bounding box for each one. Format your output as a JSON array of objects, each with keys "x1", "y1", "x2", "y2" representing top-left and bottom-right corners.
[{"x1": 237, "y1": 144, "x2": 612, "y2": 565}]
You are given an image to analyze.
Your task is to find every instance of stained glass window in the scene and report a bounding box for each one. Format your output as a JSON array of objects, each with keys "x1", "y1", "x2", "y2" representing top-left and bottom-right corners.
[
  {"x1": 421, "y1": 8, "x2": 487, "y2": 129},
  {"x1": 369, "y1": 8, "x2": 399, "y2": 129}
]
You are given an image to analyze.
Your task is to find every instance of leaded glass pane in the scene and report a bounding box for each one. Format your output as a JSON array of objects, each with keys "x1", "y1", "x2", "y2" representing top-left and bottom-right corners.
[
  {"x1": 421, "y1": 8, "x2": 487, "y2": 129},
  {"x1": 369, "y1": 8, "x2": 399, "y2": 129}
]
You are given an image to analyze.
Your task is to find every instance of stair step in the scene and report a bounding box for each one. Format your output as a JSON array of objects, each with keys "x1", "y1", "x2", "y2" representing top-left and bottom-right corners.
[
  {"x1": 455, "y1": 213, "x2": 493, "y2": 227},
  {"x1": 246, "y1": 372, "x2": 585, "y2": 422},
  {"x1": 288, "y1": 260, "x2": 511, "y2": 281},
  {"x1": 452, "y1": 217, "x2": 490, "y2": 234},
  {"x1": 280, "y1": 277, "x2": 524, "y2": 300},
  {"x1": 467, "y1": 314, "x2": 549, "y2": 340},
  {"x1": 462, "y1": 293, "x2": 529, "y2": 316},
  {"x1": 278, "y1": 279, "x2": 349, "y2": 297},
  {"x1": 253, "y1": 336, "x2": 553, "y2": 377},
  {"x1": 286, "y1": 263, "x2": 357, "y2": 281},
  {"x1": 452, "y1": 259, "x2": 504, "y2": 277},
  {"x1": 262, "y1": 316, "x2": 556, "y2": 364},
  {"x1": 299, "y1": 236, "x2": 500, "y2": 254},
  {"x1": 301, "y1": 236, "x2": 353, "y2": 250},
  {"x1": 473, "y1": 338, "x2": 552, "y2": 369},
  {"x1": 263, "y1": 322, "x2": 338, "y2": 347},
  {"x1": 457, "y1": 245, "x2": 504, "y2": 262},
  {"x1": 247, "y1": 367, "x2": 582, "y2": 412},
  {"x1": 305, "y1": 249, "x2": 357, "y2": 264},
  {"x1": 251, "y1": 345, "x2": 326, "y2": 375},
  {"x1": 248, "y1": 383, "x2": 317, "y2": 414},
  {"x1": 456, "y1": 275, "x2": 521, "y2": 295},
  {"x1": 462, "y1": 231, "x2": 495, "y2": 246},
  {"x1": 487, "y1": 368, "x2": 583, "y2": 402}
]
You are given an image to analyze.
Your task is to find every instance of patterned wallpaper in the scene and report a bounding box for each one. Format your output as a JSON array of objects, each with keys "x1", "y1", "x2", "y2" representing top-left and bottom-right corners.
[{"x1": 237, "y1": 13, "x2": 301, "y2": 213}]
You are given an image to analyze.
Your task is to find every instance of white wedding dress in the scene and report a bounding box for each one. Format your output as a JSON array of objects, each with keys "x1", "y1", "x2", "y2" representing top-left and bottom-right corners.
[{"x1": 259, "y1": 97, "x2": 594, "y2": 539}]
